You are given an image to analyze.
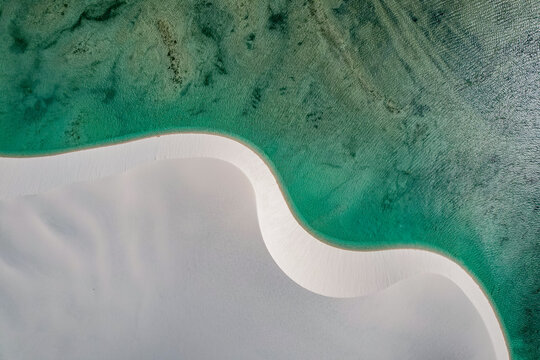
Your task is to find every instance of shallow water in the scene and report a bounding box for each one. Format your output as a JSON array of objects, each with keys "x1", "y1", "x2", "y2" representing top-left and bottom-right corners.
[{"x1": 0, "y1": 0, "x2": 538, "y2": 358}]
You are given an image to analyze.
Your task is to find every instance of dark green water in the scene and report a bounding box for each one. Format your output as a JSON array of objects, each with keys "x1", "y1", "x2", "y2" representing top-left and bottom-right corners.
[{"x1": 0, "y1": 0, "x2": 538, "y2": 357}]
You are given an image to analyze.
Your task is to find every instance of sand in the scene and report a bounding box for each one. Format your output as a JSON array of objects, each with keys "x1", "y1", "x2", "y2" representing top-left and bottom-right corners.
[{"x1": 0, "y1": 133, "x2": 508, "y2": 359}]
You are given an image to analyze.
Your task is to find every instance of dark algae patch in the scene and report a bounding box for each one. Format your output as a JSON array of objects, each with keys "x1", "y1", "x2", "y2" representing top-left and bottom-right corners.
[
  {"x1": 9, "y1": 23, "x2": 28, "y2": 53},
  {"x1": 0, "y1": 1, "x2": 539, "y2": 358}
]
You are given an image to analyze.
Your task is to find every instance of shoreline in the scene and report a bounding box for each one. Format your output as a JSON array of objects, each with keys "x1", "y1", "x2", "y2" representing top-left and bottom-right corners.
[{"x1": 0, "y1": 132, "x2": 509, "y2": 359}]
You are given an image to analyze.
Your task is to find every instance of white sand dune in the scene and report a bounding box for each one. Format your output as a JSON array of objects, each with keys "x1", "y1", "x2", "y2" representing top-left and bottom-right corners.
[
  {"x1": 0, "y1": 158, "x2": 494, "y2": 359},
  {"x1": 0, "y1": 133, "x2": 508, "y2": 359}
]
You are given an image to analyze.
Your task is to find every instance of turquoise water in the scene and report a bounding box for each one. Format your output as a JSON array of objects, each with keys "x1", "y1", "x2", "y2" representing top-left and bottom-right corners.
[{"x1": 0, "y1": 0, "x2": 538, "y2": 358}]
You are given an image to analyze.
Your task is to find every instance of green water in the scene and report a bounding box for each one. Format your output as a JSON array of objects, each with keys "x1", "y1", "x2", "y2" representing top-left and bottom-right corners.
[{"x1": 0, "y1": 0, "x2": 538, "y2": 357}]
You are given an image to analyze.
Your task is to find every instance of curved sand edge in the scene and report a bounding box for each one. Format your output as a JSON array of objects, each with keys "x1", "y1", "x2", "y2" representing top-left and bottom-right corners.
[{"x1": 0, "y1": 133, "x2": 508, "y2": 359}]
